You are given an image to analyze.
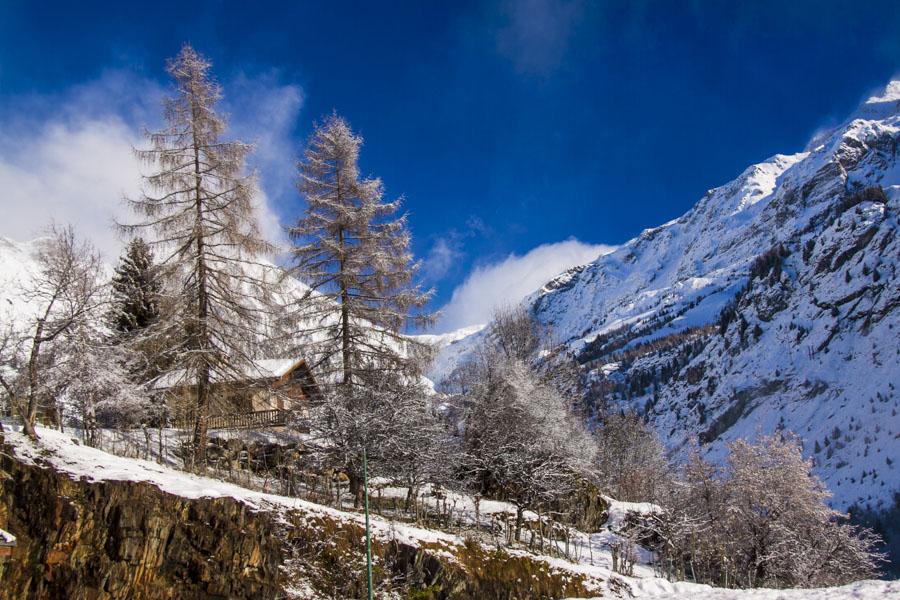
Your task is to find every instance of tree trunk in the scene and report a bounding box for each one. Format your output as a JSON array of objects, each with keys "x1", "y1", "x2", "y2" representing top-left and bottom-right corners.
[
  {"x1": 337, "y1": 224, "x2": 352, "y2": 388},
  {"x1": 348, "y1": 468, "x2": 362, "y2": 509},
  {"x1": 515, "y1": 505, "x2": 525, "y2": 543},
  {"x1": 189, "y1": 85, "x2": 210, "y2": 471},
  {"x1": 22, "y1": 320, "x2": 45, "y2": 440},
  {"x1": 192, "y1": 366, "x2": 210, "y2": 469},
  {"x1": 405, "y1": 485, "x2": 416, "y2": 512},
  {"x1": 537, "y1": 505, "x2": 545, "y2": 553}
]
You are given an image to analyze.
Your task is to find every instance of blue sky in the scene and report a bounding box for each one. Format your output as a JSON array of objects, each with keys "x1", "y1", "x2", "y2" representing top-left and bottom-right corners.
[{"x1": 2, "y1": 1, "x2": 900, "y2": 331}]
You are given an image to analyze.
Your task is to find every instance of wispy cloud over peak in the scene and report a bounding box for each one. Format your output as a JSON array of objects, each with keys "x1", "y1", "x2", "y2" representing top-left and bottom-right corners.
[{"x1": 436, "y1": 237, "x2": 614, "y2": 332}]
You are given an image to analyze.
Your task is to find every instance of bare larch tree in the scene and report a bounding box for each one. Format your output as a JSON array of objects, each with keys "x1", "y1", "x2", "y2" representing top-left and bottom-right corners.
[
  {"x1": 289, "y1": 113, "x2": 432, "y2": 388},
  {"x1": 122, "y1": 44, "x2": 284, "y2": 467},
  {"x1": 288, "y1": 113, "x2": 434, "y2": 503}
]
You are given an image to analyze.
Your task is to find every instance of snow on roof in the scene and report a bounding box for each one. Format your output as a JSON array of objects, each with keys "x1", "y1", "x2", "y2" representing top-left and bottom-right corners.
[{"x1": 153, "y1": 357, "x2": 308, "y2": 389}]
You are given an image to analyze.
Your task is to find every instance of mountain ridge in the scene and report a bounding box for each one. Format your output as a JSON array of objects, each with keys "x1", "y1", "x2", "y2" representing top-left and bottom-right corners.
[{"x1": 430, "y1": 77, "x2": 900, "y2": 512}]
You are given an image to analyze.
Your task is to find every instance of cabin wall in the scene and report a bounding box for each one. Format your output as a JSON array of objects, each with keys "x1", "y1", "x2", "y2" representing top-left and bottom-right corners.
[{"x1": 164, "y1": 380, "x2": 308, "y2": 423}]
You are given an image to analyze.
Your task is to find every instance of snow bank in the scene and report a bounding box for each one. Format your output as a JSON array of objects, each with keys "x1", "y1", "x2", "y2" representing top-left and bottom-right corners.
[
  {"x1": 602, "y1": 496, "x2": 662, "y2": 530},
  {"x1": 2, "y1": 423, "x2": 459, "y2": 551},
  {"x1": 0, "y1": 527, "x2": 15, "y2": 545},
  {"x1": 595, "y1": 578, "x2": 900, "y2": 600}
]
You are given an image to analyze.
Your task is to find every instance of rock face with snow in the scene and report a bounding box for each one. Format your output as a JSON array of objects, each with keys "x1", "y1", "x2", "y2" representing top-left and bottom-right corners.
[
  {"x1": 433, "y1": 80, "x2": 900, "y2": 513},
  {"x1": 0, "y1": 436, "x2": 284, "y2": 599},
  {"x1": 0, "y1": 427, "x2": 604, "y2": 599}
]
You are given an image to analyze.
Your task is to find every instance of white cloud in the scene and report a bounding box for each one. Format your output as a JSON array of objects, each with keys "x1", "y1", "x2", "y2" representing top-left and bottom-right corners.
[
  {"x1": 423, "y1": 237, "x2": 463, "y2": 282},
  {"x1": 0, "y1": 116, "x2": 143, "y2": 261},
  {"x1": 436, "y1": 238, "x2": 614, "y2": 332},
  {"x1": 0, "y1": 67, "x2": 301, "y2": 261},
  {"x1": 495, "y1": 0, "x2": 584, "y2": 77}
]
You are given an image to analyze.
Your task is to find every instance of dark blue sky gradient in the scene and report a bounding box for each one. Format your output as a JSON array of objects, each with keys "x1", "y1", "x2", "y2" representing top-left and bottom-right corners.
[{"x1": 2, "y1": 1, "x2": 900, "y2": 308}]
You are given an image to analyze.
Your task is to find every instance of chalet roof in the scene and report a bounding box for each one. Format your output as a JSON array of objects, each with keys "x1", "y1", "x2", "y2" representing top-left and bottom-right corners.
[{"x1": 153, "y1": 358, "x2": 312, "y2": 390}]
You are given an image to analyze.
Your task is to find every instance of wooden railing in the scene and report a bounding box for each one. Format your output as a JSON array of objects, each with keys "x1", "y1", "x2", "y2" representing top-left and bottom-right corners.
[{"x1": 176, "y1": 409, "x2": 289, "y2": 431}]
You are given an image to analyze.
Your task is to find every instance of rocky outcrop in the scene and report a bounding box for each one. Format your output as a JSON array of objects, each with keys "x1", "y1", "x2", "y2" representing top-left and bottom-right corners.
[
  {"x1": 0, "y1": 436, "x2": 283, "y2": 599},
  {"x1": 0, "y1": 435, "x2": 598, "y2": 599}
]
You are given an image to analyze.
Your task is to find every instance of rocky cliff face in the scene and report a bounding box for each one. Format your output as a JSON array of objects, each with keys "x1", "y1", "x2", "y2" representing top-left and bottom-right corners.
[
  {"x1": 0, "y1": 431, "x2": 600, "y2": 599},
  {"x1": 0, "y1": 436, "x2": 283, "y2": 599}
]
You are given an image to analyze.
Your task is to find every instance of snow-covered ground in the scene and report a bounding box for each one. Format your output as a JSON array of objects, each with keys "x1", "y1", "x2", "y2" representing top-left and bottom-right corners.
[
  {"x1": 2, "y1": 422, "x2": 895, "y2": 598},
  {"x1": 578, "y1": 578, "x2": 900, "y2": 600}
]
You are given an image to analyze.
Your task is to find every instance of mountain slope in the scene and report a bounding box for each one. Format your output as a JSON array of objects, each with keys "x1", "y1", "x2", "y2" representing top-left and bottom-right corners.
[
  {"x1": 432, "y1": 80, "x2": 900, "y2": 512},
  {"x1": 0, "y1": 236, "x2": 43, "y2": 323}
]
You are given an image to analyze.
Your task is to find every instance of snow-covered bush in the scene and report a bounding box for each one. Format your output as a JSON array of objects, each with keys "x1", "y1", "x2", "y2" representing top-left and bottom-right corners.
[
  {"x1": 593, "y1": 411, "x2": 671, "y2": 504},
  {"x1": 656, "y1": 434, "x2": 884, "y2": 588}
]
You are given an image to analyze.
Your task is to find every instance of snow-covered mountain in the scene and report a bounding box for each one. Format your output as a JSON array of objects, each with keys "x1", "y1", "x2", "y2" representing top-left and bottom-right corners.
[
  {"x1": 0, "y1": 236, "x2": 43, "y2": 323},
  {"x1": 431, "y1": 79, "x2": 900, "y2": 512}
]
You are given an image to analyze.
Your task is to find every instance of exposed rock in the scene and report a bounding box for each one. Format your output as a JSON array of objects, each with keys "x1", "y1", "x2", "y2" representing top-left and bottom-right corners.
[
  {"x1": 0, "y1": 437, "x2": 282, "y2": 599},
  {"x1": 0, "y1": 435, "x2": 597, "y2": 599}
]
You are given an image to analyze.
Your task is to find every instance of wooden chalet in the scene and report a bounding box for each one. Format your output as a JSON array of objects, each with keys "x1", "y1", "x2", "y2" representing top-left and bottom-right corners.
[{"x1": 158, "y1": 358, "x2": 320, "y2": 431}]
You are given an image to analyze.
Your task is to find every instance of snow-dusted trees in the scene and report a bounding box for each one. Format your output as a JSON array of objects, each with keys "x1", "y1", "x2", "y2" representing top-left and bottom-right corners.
[
  {"x1": 377, "y1": 387, "x2": 453, "y2": 511},
  {"x1": 3, "y1": 226, "x2": 105, "y2": 438},
  {"x1": 486, "y1": 305, "x2": 582, "y2": 400},
  {"x1": 288, "y1": 113, "x2": 434, "y2": 503},
  {"x1": 123, "y1": 45, "x2": 285, "y2": 467},
  {"x1": 487, "y1": 305, "x2": 543, "y2": 362},
  {"x1": 288, "y1": 113, "x2": 432, "y2": 388},
  {"x1": 456, "y1": 313, "x2": 597, "y2": 541},
  {"x1": 657, "y1": 434, "x2": 883, "y2": 587},
  {"x1": 313, "y1": 371, "x2": 442, "y2": 507},
  {"x1": 64, "y1": 321, "x2": 147, "y2": 446},
  {"x1": 460, "y1": 355, "x2": 596, "y2": 541},
  {"x1": 594, "y1": 412, "x2": 671, "y2": 504},
  {"x1": 0, "y1": 226, "x2": 145, "y2": 442}
]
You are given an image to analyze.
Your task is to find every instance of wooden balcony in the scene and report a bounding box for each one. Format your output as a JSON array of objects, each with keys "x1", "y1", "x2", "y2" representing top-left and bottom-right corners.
[
  {"x1": 208, "y1": 409, "x2": 289, "y2": 430},
  {"x1": 175, "y1": 409, "x2": 291, "y2": 431}
]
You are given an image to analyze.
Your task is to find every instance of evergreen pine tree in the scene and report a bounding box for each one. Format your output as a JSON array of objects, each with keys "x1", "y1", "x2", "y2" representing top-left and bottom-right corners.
[{"x1": 109, "y1": 237, "x2": 161, "y2": 334}]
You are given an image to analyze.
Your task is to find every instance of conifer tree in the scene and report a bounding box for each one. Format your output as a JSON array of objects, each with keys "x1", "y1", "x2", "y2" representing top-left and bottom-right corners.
[
  {"x1": 108, "y1": 237, "x2": 169, "y2": 432},
  {"x1": 289, "y1": 112, "x2": 432, "y2": 386},
  {"x1": 289, "y1": 113, "x2": 434, "y2": 503},
  {"x1": 109, "y1": 237, "x2": 161, "y2": 335},
  {"x1": 122, "y1": 44, "x2": 285, "y2": 467}
]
